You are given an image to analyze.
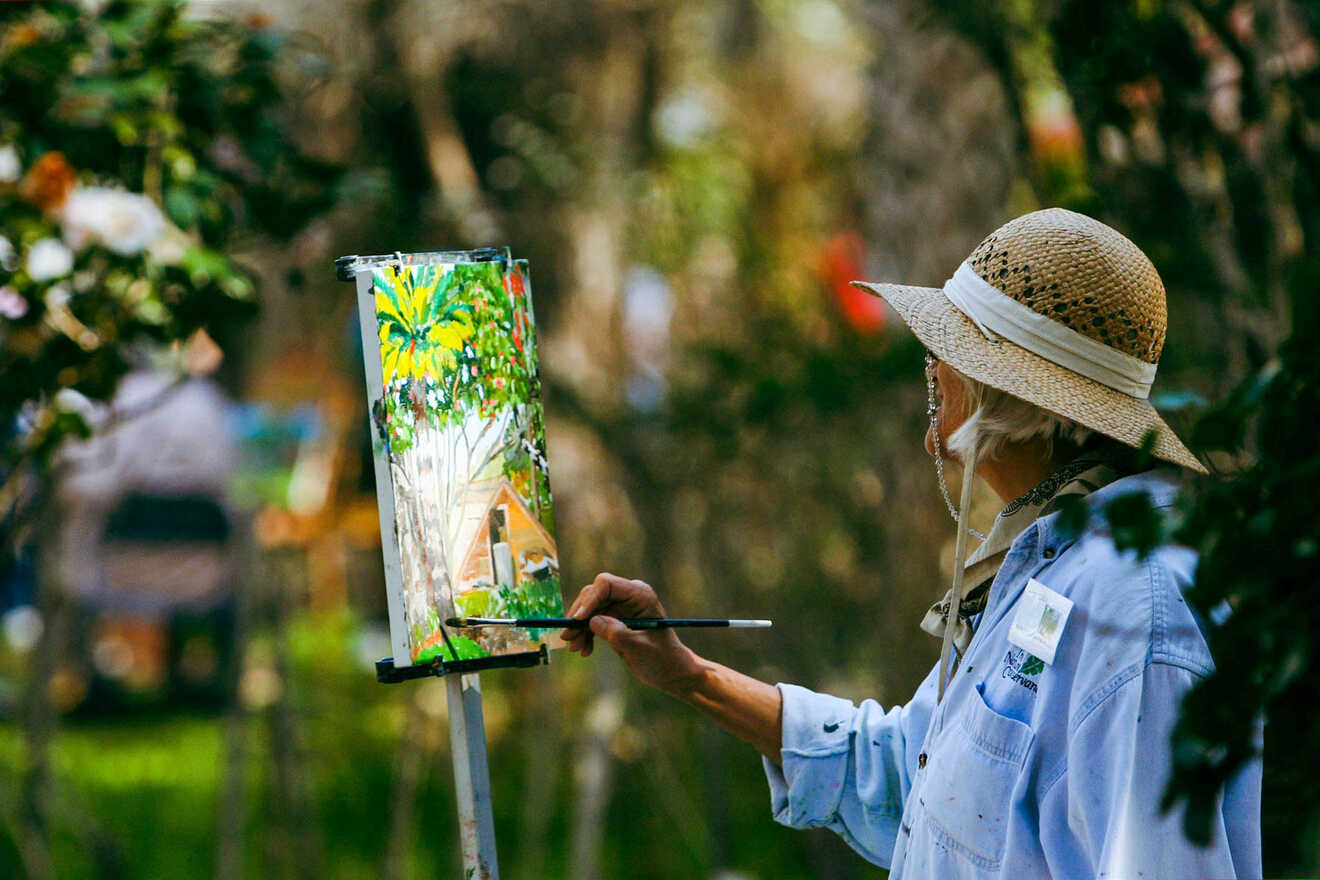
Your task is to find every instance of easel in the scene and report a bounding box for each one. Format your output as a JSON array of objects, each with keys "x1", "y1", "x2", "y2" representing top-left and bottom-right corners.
[
  {"x1": 340, "y1": 250, "x2": 550, "y2": 880},
  {"x1": 375, "y1": 650, "x2": 548, "y2": 880}
]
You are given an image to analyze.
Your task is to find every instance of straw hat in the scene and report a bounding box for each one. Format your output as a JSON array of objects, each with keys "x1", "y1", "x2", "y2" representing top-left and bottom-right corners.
[{"x1": 853, "y1": 207, "x2": 1206, "y2": 474}]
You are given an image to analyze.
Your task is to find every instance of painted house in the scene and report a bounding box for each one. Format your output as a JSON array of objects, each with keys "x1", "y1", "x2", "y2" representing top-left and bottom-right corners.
[{"x1": 453, "y1": 477, "x2": 557, "y2": 596}]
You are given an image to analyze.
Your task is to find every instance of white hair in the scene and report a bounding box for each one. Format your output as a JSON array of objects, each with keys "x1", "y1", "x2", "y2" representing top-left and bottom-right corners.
[{"x1": 946, "y1": 372, "x2": 1093, "y2": 462}]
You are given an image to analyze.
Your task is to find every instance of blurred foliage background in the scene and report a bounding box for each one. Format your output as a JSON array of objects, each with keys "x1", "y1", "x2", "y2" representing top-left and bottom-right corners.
[{"x1": 0, "y1": 0, "x2": 1316, "y2": 878}]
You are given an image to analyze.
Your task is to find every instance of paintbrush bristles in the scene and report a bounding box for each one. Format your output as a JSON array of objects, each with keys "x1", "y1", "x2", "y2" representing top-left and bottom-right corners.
[{"x1": 446, "y1": 616, "x2": 581, "y2": 628}]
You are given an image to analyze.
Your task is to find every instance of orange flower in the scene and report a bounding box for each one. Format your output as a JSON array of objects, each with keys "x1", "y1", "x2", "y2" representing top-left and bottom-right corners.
[
  {"x1": 19, "y1": 152, "x2": 77, "y2": 214},
  {"x1": 1118, "y1": 78, "x2": 1163, "y2": 112},
  {"x1": 4, "y1": 24, "x2": 41, "y2": 50}
]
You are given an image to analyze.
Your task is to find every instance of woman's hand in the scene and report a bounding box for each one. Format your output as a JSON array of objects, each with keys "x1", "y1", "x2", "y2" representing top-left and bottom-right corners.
[
  {"x1": 561, "y1": 572, "x2": 704, "y2": 698},
  {"x1": 563, "y1": 571, "x2": 784, "y2": 762}
]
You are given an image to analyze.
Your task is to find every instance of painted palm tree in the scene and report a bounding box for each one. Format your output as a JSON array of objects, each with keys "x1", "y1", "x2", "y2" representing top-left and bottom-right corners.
[
  {"x1": 375, "y1": 264, "x2": 476, "y2": 387},
  {"x1": 375, "y1": 265, "x2": 477, "y2": 648}
]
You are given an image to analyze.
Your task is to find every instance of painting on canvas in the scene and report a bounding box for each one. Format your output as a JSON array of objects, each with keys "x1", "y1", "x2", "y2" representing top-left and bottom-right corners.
[{"x1": 355, "y1": 254, "x2": 563, "y2": 666}]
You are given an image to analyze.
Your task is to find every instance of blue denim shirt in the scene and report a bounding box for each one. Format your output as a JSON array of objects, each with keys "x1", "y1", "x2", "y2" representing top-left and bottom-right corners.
[{"x1": 763, "y1": 472, "x2": 1262, "y2": 879}]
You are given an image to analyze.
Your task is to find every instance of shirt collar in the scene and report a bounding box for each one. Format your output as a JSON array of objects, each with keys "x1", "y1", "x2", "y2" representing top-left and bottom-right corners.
[
  {"x1": 963, "y1": 448, "x2": 1127, "y2": 581},
  {"x1": 1032, "y1": 467, "x2": 1182, "y2": 550},
  {"x1": 920, "y1": 446, "x2": 1132, "y2": 654}
]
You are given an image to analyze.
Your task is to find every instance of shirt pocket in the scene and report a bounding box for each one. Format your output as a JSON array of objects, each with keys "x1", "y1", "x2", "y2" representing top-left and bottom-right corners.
[{"x1": 920, "y1": 682, "x2": 1035, "y2": 871}]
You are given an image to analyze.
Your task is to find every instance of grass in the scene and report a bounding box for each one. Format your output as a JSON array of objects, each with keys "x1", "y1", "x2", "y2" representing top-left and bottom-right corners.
[
  {"x1": 0, "y1": 608, "x2": 882, "y2": 880},
  {"x1": 0, "y1": 610, "x2": 437, "y2": 879}
]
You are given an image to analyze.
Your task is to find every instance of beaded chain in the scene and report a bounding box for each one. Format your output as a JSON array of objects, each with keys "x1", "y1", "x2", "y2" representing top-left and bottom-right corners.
[{"x1": 926, "y1": 352, "x2": 986, "y2": 542}]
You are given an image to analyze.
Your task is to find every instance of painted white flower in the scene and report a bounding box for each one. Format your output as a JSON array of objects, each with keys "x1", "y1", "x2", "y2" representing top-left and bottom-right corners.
[
  {"x1": 0, "y1": 234, "x2": 15, "y2": 270},
  {"x1": 0, "y1": 145, "x2": 19, "y2": 183},
  {"x1": 0, "y1": 285, "x2": 27, "y2": 319},
  {"x1": 60, "y1": 186, "x2": 165, "y2": 255},
  {"x1": 26, "y1": 238, "x2": 74, "y2": 281}
]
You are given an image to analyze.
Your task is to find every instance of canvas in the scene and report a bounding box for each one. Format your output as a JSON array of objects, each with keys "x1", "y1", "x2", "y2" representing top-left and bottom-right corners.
[{"x1": 355, "y1": 253, "x2": 563, "y2": 666}]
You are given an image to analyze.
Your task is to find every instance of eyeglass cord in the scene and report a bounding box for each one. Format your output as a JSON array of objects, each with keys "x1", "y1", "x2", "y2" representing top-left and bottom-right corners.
[{"x1": 926, "y1": 353, "x2": 986, "y2": 542}]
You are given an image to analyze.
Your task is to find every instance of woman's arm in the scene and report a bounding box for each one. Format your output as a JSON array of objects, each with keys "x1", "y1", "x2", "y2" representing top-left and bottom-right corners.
[
  {"x1": 562, "y1": 572, "x2": 784, "y2": 762},
  {"x1": 569, "y1": 572, "x2": 928, "y2": 868}
]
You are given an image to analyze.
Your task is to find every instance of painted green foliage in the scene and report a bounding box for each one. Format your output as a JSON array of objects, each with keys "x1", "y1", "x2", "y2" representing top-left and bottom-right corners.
[
  {"x1": 453, "y1": 575, "x2": 562, "y2": 643},
  {"x1": 369, "y1": 257, "x2": 560, "y2": 663},
  {"x1": 372, "y1": 260, "x2": 547, "y2": 483}
]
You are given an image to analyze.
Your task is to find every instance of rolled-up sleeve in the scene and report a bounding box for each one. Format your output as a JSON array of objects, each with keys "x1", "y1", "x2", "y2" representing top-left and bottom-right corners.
[{"x1": 763, "y1": 673, "x2": 937, "y2": 867}]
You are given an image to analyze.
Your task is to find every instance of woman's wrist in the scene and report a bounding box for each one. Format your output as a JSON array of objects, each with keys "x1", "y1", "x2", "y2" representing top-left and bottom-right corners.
[
  {"x1": 657, "y1": 644, "x2": 711, "y2": 701},
  {"x1": 665, "y1": 653, "x2": 784, "y2": 761}
]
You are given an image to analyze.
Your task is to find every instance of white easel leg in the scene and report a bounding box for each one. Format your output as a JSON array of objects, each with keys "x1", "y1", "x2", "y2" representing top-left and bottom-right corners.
[{"x1": 446, "y1": 672, "x2": 500, "y2": 880}]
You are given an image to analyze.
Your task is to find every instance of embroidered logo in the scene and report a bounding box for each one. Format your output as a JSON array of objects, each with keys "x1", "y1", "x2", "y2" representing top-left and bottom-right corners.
[{"x1": 1001, "y1": 648, "x2": 1044, "y2": 693}]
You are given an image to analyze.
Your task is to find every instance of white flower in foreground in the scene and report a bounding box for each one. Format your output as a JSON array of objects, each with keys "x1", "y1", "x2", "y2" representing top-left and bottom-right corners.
[
  {"x1": 0, "y1": 145, "x2": 19, "y2": 183},
  {"x1": 26, "y1": 237, "x2": 74, "y2": 281},
  {"x1": 53, "y1": 387, "x2": 97, "y2": 423},
  {"x1": 2, "y1": 606, "x2": 43, "y2": 653},
  {"x1": 147, "y1": 221, "x2": 190, "y2": 266},
  {"x1": 0, "y1": 234, "x2": 15, "y2": 270},
  {"x1": 45, "y1": 283, "x2": 72, "y2": 309},
  {"x1": 0, "y1": 285, "x2": 27, "y2": 319},
  {"x1": 60, "y1": 186, "x2": 165, "y2": 255}
]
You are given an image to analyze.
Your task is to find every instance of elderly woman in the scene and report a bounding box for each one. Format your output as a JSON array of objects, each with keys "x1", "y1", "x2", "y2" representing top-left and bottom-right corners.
[{"x1": 562, "y1": 209, "x2": 1261, "y2": 879}]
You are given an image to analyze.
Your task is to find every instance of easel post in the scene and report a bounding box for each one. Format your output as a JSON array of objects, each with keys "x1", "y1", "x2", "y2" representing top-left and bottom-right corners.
[
  {"x1": 374, "y1": 649, "x2": 547, "y2": 878},
  {"x1": 375, "y1": 653, "x2": 548, "y2": 880},
  {"x1": 343, "y1": 251, "x2": 551, "y2": 880},
  {"x1": 447, "y1": 673, "x2": 500, "y2": 880}
]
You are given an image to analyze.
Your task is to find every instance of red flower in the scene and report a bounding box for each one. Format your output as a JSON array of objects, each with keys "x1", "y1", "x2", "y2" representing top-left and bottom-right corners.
[
  {"x1": 822, "y1": 232, "x2": 886, "y2": 335},
  {"x1": 505, "y1": 269, "x2": 525, "y2": 301}
]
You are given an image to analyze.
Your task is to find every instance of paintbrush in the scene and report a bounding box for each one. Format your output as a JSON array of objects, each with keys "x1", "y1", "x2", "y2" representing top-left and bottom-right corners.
[{"x1": 446, "y1": 616, "x2": 772, "y2": 630}]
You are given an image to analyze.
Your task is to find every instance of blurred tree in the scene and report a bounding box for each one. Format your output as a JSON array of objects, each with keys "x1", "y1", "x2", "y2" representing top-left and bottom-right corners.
[
  {"x1": 0, "y1": 1, "x2": 338, "y2": 476},
  {"x1": 385, "y1": 1, "x2": 1033, "y2": 876},
  {"x1": 0, "y1": 3, "x2": 339, "y2": 878}
]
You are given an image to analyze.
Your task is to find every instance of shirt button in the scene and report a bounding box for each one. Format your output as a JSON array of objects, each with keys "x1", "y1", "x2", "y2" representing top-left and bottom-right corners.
[
  {"x1": 918, "y1": 752, "x2": 927, "y2": 768},
  {"x1": 1043, "y1": 547, "x2": 1056, "y2": 559}
]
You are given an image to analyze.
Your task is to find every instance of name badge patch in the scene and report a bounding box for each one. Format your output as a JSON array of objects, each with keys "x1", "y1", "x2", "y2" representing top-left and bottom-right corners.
[{"x1": 1008, "y1": 578, "x2": 1073, "y2": 665}]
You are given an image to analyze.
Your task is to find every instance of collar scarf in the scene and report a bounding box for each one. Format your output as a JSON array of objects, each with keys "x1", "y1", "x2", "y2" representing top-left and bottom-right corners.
[{"x1": 919, "y1": 451, "x2": 1122, "y2": 654}]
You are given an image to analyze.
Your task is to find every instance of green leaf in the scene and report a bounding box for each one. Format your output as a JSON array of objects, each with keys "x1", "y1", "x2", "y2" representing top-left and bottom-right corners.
[
  {"x1": 180, "y1": 246, "x2": 230, "y2": 285},
  {"x1": 1051, "y1": 493, "x2": 1090, "y2": 542},
  {"x1": 164, "y1": 186, "x2": 201, "y2": 227},
  {"x1": 1104, "y1": 491, "x2": 1167, "y2": 560}
]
